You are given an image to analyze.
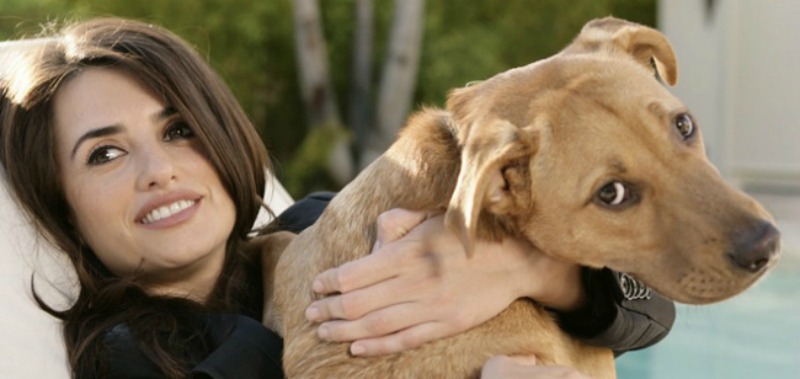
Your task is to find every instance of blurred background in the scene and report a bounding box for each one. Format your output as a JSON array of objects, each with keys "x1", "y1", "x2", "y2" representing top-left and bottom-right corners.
[
  {"x1": 1, "y1": 0, "x2": 797, "y2": 378},
  {"x1": 1, "y1": 0, "x2": 658, "y2": 195}
]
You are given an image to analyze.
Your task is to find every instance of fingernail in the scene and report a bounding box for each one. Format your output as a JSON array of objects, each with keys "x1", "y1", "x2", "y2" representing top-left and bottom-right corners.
[
  {"x1": 512, "y1": 354, "x2": 538, "y2": 365},
  {"x1": 350, "y1": 343, "x2": 366, "y2": 356},
  {"x1": 312, "y1": 279, "x2": 324, "y2": 293},
  {"x1": 306, "y1": 305, "x2": 320, "y2": 321},
  {"x1": 317, "y1": 325, "x2": 329, "y2": 339}
]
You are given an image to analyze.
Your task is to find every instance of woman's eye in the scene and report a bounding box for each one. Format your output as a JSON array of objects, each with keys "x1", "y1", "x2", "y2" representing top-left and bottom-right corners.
[
  {"x1": 596, "y1": 181, "x2": 632, "y2": 206},
  {"x1": 674, "y1": 113, "x2": 695, "y2": 139},
  {"x1": 87, "y1": 146, "x2": 126, "y2": 166},
  {"x1": 164, "y1": 122, "x2": 195, "y2": 141}
]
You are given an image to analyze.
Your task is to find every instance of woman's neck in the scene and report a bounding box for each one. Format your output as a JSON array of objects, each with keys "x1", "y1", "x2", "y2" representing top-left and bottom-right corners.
[{"x1": 139, "y1": 248, "x2": 227, "y2": 303}]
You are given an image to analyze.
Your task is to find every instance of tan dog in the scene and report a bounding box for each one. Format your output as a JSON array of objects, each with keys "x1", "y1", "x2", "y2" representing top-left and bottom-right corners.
[{"x1": 260, "y1": 17, "x2": 781, "y2": 378}]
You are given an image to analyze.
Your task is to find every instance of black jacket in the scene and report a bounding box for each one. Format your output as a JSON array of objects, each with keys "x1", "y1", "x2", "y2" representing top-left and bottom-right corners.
[{"x1": 104, "y1": 192, "x2": 675, "y2": 378}]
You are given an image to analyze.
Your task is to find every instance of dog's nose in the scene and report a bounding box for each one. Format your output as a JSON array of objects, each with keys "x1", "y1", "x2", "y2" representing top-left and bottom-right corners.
[{"x1": 728, "y1": 221, "x2": 780, "y2": 273}]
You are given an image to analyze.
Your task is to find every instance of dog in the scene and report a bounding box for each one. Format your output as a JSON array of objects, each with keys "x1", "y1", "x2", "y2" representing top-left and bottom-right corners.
[{"x1": 257, "y1": 17, "x2": 781, "y2": 378}]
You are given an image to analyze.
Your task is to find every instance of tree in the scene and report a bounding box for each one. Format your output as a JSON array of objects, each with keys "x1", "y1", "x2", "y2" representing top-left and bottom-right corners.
[
  {"x1": 289, "y1": 0, "x2": 354, "y2": 188},
  {"x1": 348, "y1": 0, "x2": 374, "y2": 165},
  {"x1": 363, "y1": 0, "x2": 424, "y2": 167},
  {"x1": 288, "y1": 0, "x2": 426, "y2": 190},
  {"x1": 293, "y1": 0, "x2": 341, "y2": 128}
]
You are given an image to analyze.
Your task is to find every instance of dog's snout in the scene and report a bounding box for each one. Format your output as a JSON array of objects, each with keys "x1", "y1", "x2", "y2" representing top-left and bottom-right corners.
[{"x1": 728, "y1": 221, "x2": 780, "y2": 273}]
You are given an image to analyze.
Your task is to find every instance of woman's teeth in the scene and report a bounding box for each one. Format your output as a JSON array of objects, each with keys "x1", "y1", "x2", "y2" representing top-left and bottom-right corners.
[{"x1": 142, "y1": 200, "x2": 195, "y2": 224}]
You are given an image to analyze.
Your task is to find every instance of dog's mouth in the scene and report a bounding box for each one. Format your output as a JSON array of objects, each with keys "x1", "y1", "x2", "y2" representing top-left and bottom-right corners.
[
  {"x1": 670, "y1": 261, "x2": 777, "y2": 304},
  {"x1": 645, "y1": 243, "x2": 780, "y2": 305},
  {"x1": 612, "y1": 222, "x2": 781, "y2": 305}
]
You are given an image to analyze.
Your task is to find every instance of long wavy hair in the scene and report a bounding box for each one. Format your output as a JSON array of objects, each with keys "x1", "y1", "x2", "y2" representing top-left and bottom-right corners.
[{"x1": 0, "y1": 18, "x2": 272, "y2": 378}]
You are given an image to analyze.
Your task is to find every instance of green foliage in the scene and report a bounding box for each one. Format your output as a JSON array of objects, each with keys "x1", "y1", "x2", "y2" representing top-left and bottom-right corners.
[
  {"x1": 1, "y1": 0, "x2": 303, "y2": 169},
  {"x1": 280, "y1": 122, "x2": 352, "y2": 196},
  {"x1": 1, "y1": 0, "x2": 654, "y2": 198},
  {"x1": 417, "y1": 0, "x2": 656, "y2": 105}
]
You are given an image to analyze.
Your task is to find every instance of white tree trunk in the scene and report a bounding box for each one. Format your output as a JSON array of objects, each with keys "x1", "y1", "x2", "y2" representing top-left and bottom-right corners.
[
  {"x1": 292, "y1": 0, "x2": 354, "y2": 185},
  {"x1": 293, "y1": 0, "x2": 341, "y2": 127},
  {"x1": 363, "y1": 0, "x2": 425, "y2": 167},
  {"x1": 349, "y1": 0, "x2": 374, "y2": 159}
]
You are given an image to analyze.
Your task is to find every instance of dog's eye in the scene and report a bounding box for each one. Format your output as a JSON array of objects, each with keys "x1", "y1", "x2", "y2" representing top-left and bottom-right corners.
[
  {"x1": 596, "y1": 181, "x2": 632, "y2": 206},
  {"x1": 674, "y1": 113, "x2": 695, "y2": 139}
]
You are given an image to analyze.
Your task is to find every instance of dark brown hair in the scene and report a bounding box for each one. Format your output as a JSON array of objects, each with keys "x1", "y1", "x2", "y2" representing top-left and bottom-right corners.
[{"x1": 0, "y1": 18, "x2": 272, "y2": 378}]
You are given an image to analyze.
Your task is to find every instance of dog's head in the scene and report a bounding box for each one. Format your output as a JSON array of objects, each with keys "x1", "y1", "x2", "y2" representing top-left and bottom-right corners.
[{"x1": 443, "y1": 17, "x2": 780, "y2": 304}]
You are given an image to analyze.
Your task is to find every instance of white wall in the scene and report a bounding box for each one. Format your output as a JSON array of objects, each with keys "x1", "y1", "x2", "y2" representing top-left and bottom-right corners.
[{"x1": 658, "y1": 0, "x2": 800, "y2": 194}]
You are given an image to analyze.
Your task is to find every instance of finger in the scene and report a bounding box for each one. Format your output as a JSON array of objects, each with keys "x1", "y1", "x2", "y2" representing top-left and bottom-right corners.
[
  {"x1": 346, "y1": 321, "x2": 451, "y2": 357},
  {"x1": 484, "y1": 353, "x2": 590, "y2": 378},
  {"x1": 373, "y1": 208, "x2": 431, "y2": 253},
  {"x1": 314, "y1": 212, "x2": 445, "y2": 296},
  {"x1": 311, "y1": 246, "x2": 407, "y2": 295},
  {"x1": 314, "y1": 302, "x2": 429, "y2": 341},
  {"x1": 313, "y1": 210, "x2": 435, "y2": 295},
  {"x1": 307, "y1": 266, "x2": 427, "y2": 322},
  {"x1": 535, "y1": 366, "x2": 593, "y2": 379},
  {"x1": 481, "y1": 355, "x2": 514, "y2": 377},
  {"x1": 507, "y1": 354, "x2": 538, "y2": 366},
  {"x1": 482, "y1": 356, "x2": 591, "y2": 379},
  {"x1": 483, "y1": 355, "x2": 538, "y2": 370}
]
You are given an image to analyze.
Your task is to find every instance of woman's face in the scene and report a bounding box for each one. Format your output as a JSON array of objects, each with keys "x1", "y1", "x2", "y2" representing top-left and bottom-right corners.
[{"x1": 53, "y1": 67, "x2": 236, "y2": 299}]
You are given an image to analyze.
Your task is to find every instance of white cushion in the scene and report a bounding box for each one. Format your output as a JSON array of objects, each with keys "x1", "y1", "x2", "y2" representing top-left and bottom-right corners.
[
  {"x1": 0, "y1": 172, "x2": 73, "y2": 378},
  {"x1": 0, "y1": 169, "x2": 293, "y2": 378}
]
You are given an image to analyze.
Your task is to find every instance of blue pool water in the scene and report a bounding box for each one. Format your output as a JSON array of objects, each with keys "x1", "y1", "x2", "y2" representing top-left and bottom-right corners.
[{"x1": 616, "y1": 220, "x2": 800, "y2": 379}]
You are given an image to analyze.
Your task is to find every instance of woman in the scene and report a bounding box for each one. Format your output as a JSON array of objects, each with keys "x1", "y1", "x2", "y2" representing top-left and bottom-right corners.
[{"x1": 0, "y1": 17, "x2": 673, "y2": 378}]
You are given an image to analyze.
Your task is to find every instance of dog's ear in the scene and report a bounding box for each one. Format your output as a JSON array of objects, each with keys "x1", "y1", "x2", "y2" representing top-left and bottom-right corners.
[
  {"x1": 444, "y1": 119, "x2": 535, "y2": 257},
  {"x1": 572, "y1": 17, "x2": 678, "y2": 86}
]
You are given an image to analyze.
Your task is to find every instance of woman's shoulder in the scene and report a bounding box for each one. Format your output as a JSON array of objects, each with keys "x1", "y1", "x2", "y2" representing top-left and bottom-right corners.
[
  {"x1": 274, "y1": 191, "x2": 335, "y2": 233},
  {"x1": 193, "y1": 314, "x2": 284, "y2": 377},
  {"x1": 104, "y1": 314, "x2": 284, "y2": 378}
]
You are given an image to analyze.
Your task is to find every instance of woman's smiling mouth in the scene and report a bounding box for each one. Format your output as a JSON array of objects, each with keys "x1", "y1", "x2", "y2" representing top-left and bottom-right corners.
[{"x1": 141, "y1": 199, "x2": 197, "y2": 224}]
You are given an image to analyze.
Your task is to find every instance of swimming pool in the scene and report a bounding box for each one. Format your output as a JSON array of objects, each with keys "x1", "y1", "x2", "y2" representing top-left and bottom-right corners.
[{"x1": 616, "y1": 218, "x2": 800, "y2": 378}]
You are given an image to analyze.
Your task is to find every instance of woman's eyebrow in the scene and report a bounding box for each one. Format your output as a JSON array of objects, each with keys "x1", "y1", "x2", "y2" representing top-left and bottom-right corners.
[
  {"x1": 70, "y1": 125, "x2": 122, "y2": 160},
  {"x1": 68, "y1": 107, "x2": 176, "y2": 161},
  {"x1": 156, "y1": 106, "x2": 177, "y2": 121}
]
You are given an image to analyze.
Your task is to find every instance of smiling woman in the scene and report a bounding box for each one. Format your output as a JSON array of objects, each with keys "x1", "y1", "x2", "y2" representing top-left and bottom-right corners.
[
  {"x1": 53, "y1": 67, "x2": 236, "y2": 300},
  {"x1": 0, "y1": 18, "x2": 275, "y2": 377}
]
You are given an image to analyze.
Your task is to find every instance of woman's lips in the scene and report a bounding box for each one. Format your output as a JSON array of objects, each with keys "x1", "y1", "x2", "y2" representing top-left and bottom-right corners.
[
  {"x1": 138, "y1": 198, "x2": 201, "y2": 228},
  {"x1": 141, "y1": 199, "x2": 197, "y2": 224},
  {"x1": 136, "y1": 191, "x2": 203, "y2": 228}
]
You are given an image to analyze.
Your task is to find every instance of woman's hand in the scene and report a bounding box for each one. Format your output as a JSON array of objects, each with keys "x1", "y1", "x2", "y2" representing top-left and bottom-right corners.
[
  {"x1": 304, "y1": 208, "x2": 586, "y2": 356},
  {"x1": 481, "y1": 355, "x2": 593, "y2": 379}
]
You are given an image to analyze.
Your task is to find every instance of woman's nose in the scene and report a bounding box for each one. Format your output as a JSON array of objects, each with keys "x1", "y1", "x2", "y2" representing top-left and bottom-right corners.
[{"x1": 135, "y1": 146, "x2": 177, "y2": 190}]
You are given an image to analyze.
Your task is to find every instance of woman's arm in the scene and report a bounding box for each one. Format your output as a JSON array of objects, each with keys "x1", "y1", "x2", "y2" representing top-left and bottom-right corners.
[
  {"x1": 305, "y1": 210, "x2": 566, "y2": 356},
  {"x1": 553, "y1": 268, "x2": 675, "y2": 355},
  {"x1": 276, "y1": 193, "x2": 675, "y2": 357}
]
